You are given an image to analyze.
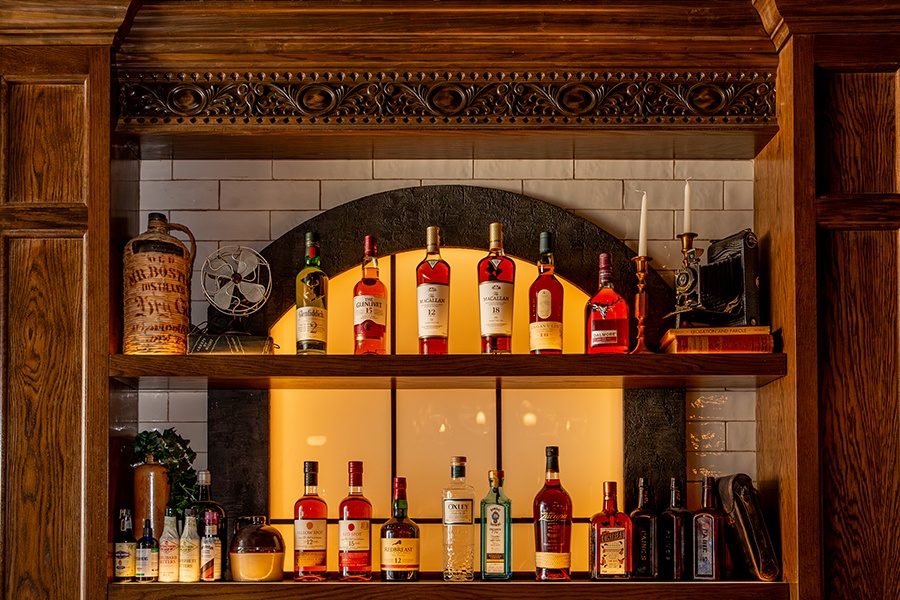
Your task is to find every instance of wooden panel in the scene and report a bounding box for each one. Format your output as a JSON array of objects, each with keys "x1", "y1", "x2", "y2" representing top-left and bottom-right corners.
[
  {"x1": 820, "y1": 230, "x2": 900, "y2": 599},
  {"x1": 4, "y1": 236, "x2": 85, "y2": 599},
  {"x1": 818, "y1": 194, "x2": 900, "y2": 229},
  {"x1": 816, "y1": 71, "x2": 897, "y2": 195},
  {"x1": 0, "y1": 1, "x2": 135, "y2": 45},
  {"x1": 754, "y1": 0, "x2": 900, "y2": 37}
]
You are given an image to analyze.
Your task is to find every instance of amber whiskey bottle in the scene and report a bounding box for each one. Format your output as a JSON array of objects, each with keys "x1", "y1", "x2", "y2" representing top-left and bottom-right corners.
[
  {"x1": 338, "y1": 461, "x2": 372, "y2": 581},
  {"x1": 589, "y1": 481, "x2": 631, "y2": 579},
  {"x1": 353, "y1": 235, "x2": 388, "y2": 354},
  {"x1": 533, "y1": 446, "x2": 573, "y2": 580},
  {"x1": 629, "y1": 477, "x2": 658, "y2": 579},
  {"x1": 477, "y1": 222, "x2": 515, "y2": 354},
  {"x1": 658, "y1": 477, "x2": 692, "y2": 580},
  {"x1": 293, "y1": 461, "x2": 328, "y2": 581},
  {"x1": 381, "y1": 477, "x2": 420, "y2": 581},
  {"x1": 693, "y1": 475, "x2": 726, "y2": 580},
  {"x1": 416, "y1": 226, "x2": 450, "y2": 354},
  {"x1": 528, "y1": 231, "x2": 564, "y2": 354}
]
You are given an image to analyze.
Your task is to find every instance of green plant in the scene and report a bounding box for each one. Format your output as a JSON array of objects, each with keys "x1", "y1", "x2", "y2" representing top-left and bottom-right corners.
[{"x1": 133, "y1": 427, "x2": 198, "y2": 515}]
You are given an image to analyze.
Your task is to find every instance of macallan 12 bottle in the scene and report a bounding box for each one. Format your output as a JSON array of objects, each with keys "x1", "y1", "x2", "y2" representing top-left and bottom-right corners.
[
  {"x1": 381, "y1": 477, "x2": 420, "y2": 581},
  {"x1": 659, "y1": 477, "x2": 692, "y2": 580},
  {"x1": 478, "y1": 222, "x2": 515, "y2": 354},
  {"x1": 585, "y1": 253, "x2": 629, "y2": 353},
  {"x1": 416, "y1": 225, "x2": 450, "y2": 354},
  {"x1": 339, "y1": 461, "x2": 372, "y2": 581},
  {"x1": 354, "y1": 235, "x2": 388, "y2": 355},
  {"x1": 294, "y1": 461, "x2": 327, "y2": 581},
  {"x1": 630, "y1": 477, "x2": 658, "y2": 579},
  {"x1": 296, "y1": 231, "x2": 328, "y2": 354},
  {"x1": 529, "y1": 231, "x2": 563, "y2": 354},
  {"x1": 590, "y1": 481, "x2": 631, "y2": 579},
  {"x1": 480, "y1": 469, "x2": 512, "y2": 580},
  {"x1": 533, "y1": 446, "x2": 573, "y2": 580},
  {"x1": 442, "y1": 456, "x2": 475, "y2": 581},
  {"x1": 693, "y1": 475, "x2": 726, "y2": 580}
]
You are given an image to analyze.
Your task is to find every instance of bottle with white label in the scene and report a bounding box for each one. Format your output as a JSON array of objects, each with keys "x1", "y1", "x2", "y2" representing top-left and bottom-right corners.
[
  {"x1": 293, "y1": 460, "x2": 328, "y2": 581},
  {"x1": 200, "y1": 510, "x2": 223, "y2": 582},
  {"x1": 157, "y1": 507, "x2": 180, "y2": 582},
  {"x1": 178, "y1": 509, "x2": 201, "y2": 582},
  {"x1": 442, "y1": 455, "x2": 475, "y2": 581},
  {"x1": 416, "y1": 226, "x2": 450, "y2": 354},
  {"x1": 480, "y1": 469, "x2": 512, "y2": 580},
  {"x1": 353, "y1": 235, "x2": 388, "y2": 355},
  {"x1": 585, "y1": 253, "x2": 630, "y2": 353},
  {"x1": 529, "y1": 231, "x2": 564, "y2": 354},
  {"x1": 135, "y1": 518, "x2": 159, "y2": 582},
  {"x1": 338, "y1": 460, "x2": 372, "y2": 581},
  {"x1": 477, "y1": 222, "x2": 515, "y2": 354},
  {"x1": 113, "y1": 508, "x2": 136, "y2": 582},
  {"x1": 296, "y1": 231, "x2": 328, "y2": 355}
]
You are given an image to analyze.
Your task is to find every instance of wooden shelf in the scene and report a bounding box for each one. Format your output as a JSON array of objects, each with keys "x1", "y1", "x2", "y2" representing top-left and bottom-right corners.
[{"x1": 109, "y1": 353, "x2": 786, "y2": 390}]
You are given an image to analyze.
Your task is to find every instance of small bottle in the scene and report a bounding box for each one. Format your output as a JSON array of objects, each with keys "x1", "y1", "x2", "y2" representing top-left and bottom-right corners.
[
  {"x1": 157, "y1": 507, "x2": 180, "y2": 583},
  {"x1": 630, "y1": 477, "x2": 658, "y2": 579},
  {"x1": 532, "y1": 446, "x2": 573, "y2": 581},
  {"x1": 135, "y1": 518, "x2": 159, "y2": 582},
  {"x1": 658, "y1": 477, "x2": 692, "y2": 580},
  {"x1": 113, "y1": 508, "x2": 136, "y2": 582},
  {"x1": 339, "y1": 461, "x2": 373, "y2": 581},
  {"x1": 693, "y1": 475, "x2": 726, "y2": 580},
  {"x1": 200, "y1": 511, "x2": 223, "y2": 582},
  {"x1": 477, "y1": 222, "x2": 516, "y2": 354},
  {"x1": 480, "y1": 469, "x2": 512, "y2": 580},
  {"x1": 590, "y1": 481, "x2": 632, "y2": 579},
  {"x1": 529, "y1": 231, "x2": 564, "y2": 354},
  {"x1": 353, "y1": 235, "x2": 388, "y2": 355},
  {"x1": 380, "y1": 476, "x2": 420, "y2": 581},
  {"x1": 585, "y1": 253, "x2": 630, "y2": 353},
  {"x1": 442, "y1": 456, "x2": 475, "y2": 581},
  {"x1": 191, "y1": 469, "x2": 227, "y2": 564},
  {"x1": 293, "y1": 460, "x2": 328, "y2": 581},
  {"x1": 416, "y1": 226, "x2": 451, "y2": 355},
  {"x1": 296, "y1": 231, "x2": 329, "y2": 354},
  {"x1": 178, "y1": 509, "x2": 201, "y2": 582}
]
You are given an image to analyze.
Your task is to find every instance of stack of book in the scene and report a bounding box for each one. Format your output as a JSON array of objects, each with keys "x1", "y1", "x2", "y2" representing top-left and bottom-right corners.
[{"x1": 660, "y1": 326, "x2": 774, "y2": 354}]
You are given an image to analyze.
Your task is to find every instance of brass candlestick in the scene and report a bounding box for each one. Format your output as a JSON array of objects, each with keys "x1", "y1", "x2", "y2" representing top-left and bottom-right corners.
[
  {"x1": 630, "y1": 255, "x2": 653, "y2": 354},
  {"x1": 677, "y1": 232, "x2": 703, "y2": 266}
]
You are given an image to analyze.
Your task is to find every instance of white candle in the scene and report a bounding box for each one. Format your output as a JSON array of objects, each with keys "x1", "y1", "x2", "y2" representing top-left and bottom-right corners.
[
  {"x1": 683, "y1": 179, "x2": 692, "y2": 233},
  {"x1": 638, "y1": 191, "x2": 648, "y2": 257}
]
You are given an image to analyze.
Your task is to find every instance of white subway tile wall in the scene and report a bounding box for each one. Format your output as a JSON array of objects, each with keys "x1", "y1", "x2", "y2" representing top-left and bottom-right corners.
[{"x1": 137, "y1": 158, "x2": 757, "y2": 505}]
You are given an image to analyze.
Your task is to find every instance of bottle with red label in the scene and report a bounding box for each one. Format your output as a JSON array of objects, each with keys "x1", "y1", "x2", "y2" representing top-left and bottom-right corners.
[
  {"x1": 293, "y1": 461, "x2": 327, "y2": 581},
  {"x1": 585, "y1": 253, "x2": 630, "y2": 353},
  {"x1": 380, "y1": 477, "x2": 420, "y2": 581},
  {"x1": 338, "y1": 461, "x2": 372, "y2": 581},
  {"x1": 416, "y1": 226, "x2": 451, "y2": 354},
  {"x1": 533, "y1": 446, "x2": 573, "y2": 580},
  {"x1": 529, "y1": 231, "x2": 564, "y2": 354},
  {"x1": 477, "y1": 222, "x2": 515, "y2": 354},
  {"x1": 353, "y1": 235, "x2": 387, "y2": 354},
  {"x1": 590, "y1": 481, "x2": 632, "y2": 579}
]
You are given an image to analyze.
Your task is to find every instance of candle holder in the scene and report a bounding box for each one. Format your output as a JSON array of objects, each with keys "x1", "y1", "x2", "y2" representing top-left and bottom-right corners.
[
  {"x1": 676, "y1": 232, "x2": 703, "y2": 266},
  {"x1": 630, "y1": 255, "x2": 654, "y2": 354}
]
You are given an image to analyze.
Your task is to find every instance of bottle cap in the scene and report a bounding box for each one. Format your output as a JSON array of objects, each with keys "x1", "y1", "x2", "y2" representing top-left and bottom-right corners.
[
  {"x1": 393, "y1": 476, "x2": 406, "y2": 491},
  {"x1": 148, "y1": 212, "x2": 167, "y2": 224},
  {"x1": 670, "y1": 477, "x2": 680, "y2": 489},
  {"x1": 304, "y1": 461, "x2": 318, "y2": 473},
  {"x1": 450, "y1": 456, "x2": 467, "y2": 465},
  {"x1": 204, "y1": 511, "x2": 218, "y2": 525},
  {"x1": 364, "y1": 235, "x2": 377, "y2": 257},
  {"x1": 165, "y1": 507, "x2": 177, "y2": 517},
  {"x1": 197, "y1": 469, "x2": 211, "y2": 486},
  {"x1": 426, "y1": 226, "x2": 441, "y2": 249},
  {"x1": 539, "y1": 231, "x2": 553, "y2": 254},
  {"x1": 604, "y1": 481, "x2": 617, "y2": 495},
  {"x1": 348, "y1": 460, "x2": 363, "y2": 473},
  {"x1": 305, "y1": 231, "x2": 319, "y2": 245},
  {"x1": 702, "y1": 474, "x2": 715, "y2": 487},
  {"x1": 488, "y1": 469, "x2": 504, "y2": 487},
  {"x1": 638, "y1": 477, "x2": 648, "y2": 487},
  {"x1": 489, "y1": 222, "x2": 503, "y2": 247},
  {"x1": 143, "y1": 519, "x2": 153, "y2": 537},
  {"x1": 545, "y1": 446, "x2": 559, "y2": 457}
]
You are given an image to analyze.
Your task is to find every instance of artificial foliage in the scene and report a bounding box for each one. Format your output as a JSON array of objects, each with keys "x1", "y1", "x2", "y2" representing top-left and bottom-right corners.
[{"x1": 133, "y1": 427, "x2": 198, "y2": 515}]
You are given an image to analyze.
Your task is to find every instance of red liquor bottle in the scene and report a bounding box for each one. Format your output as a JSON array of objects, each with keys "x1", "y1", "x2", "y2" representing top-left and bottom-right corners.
[
  {"x1": 533, "y1": 446, "x2": 573, "y2": 580},
  {"x1": 338, "y1": 461, "x2": 372, "y2": 581},
  {"x1": 293, "y1": 461, "x2": 327, "y2": 581},
  {"x1": 353, "y1": 235, "x2": 388, "y2": 355},
  {"x1": 529, "y1": 231, "x2": 563, "y2": 354},
  {"x1": 477, "y1": 222, "x2": 515, "y2": 354},
  {"x1": 590, "y1": 481, "x2": 632, "y2": 579},
  {"x1": 416, "y1": 226, "x2": 450, "y2": 355},
  {"x1": 585, "y1": 253, "x2": 629, "y2": 353},
  {"x1": 629, "y1": 477, "x2": 658, "y2": 579},
  {"x1": 693, "y1": 475, "x2": 726, "y2": 580},
  {"x1": 659, "y1": 477, "x2": 692, "y2": 580},
  {"x1": 380, "y1": 477, "x2": 420, "y2": 581}
]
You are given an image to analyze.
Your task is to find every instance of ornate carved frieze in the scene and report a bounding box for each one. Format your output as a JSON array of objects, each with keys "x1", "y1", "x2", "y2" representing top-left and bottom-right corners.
[{"x1": 118, "y1": 70, "x2": 775, "y2": 126}]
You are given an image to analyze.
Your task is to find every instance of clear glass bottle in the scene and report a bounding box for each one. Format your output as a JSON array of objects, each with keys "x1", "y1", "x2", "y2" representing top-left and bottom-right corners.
[
  {"x1": 659, "y1": 477, "x2": 692, "y2": 580},
  {"x1": 529, "y1": 231, "x2": 564, "y2": 354},
  {"x1": 416, "y1": 225, "x2": 450, "y2": 354},
  {"x1": 191, "y1": 469, "x2": 226, "y2": 572},
  {"x1": 630, "y1": 477, "x2": 658, "y2": 579},
  {"x1": 178, "y1": 509, "x2": 201, "y2": 582},
  {"x1": 585, "y1": 252, "x2": 630, "y2": 353},
  {"x1": 135, "y1": 518, "x2": 159, "y2": 582},
  {"x1": 442, "y1": 456, "x2": 475, "y2": 581},
  {"x1": 339, "y1": 460, "x2": 372, "y2": 581},
  {"x1": 533, "y1": 446, "x2": 573, "y2": 581},
  {"x1": 477, "y1": 222, "x2": 515, "y2": 354},
  {"x1": 296, "y1": 231, "x2": 329, "y2": 354},
  {"x1": 157, "y1": 507, "x2": 180, "y2": 583},
  {"x1": 590, "y1": 481, "x2": 632, "y2": 579},
  {"x1": 113, "y1": 508, "x2": 136, "y2": 582},
  {"x1": 480, "y1": 469, "x2": 512, "y2": 580},
  {"x1": 293, "y1": 460, "x2": 328, "y2": 581},
  {"x1": 353, "y1": 235, "x2": 388, "y2": 354},
  {"x1": 380, "y1": 476, "x2": 420, "y2": 581},
  {"x1": 200, "y1": 511, "x2": 223, "y2": 582},
  {"x1": 693, "y1": 475, "x2": 726, "y2": 580}
]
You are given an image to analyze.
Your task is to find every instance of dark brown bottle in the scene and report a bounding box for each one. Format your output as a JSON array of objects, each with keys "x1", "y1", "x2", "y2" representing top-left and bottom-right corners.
[
  {"x1": 659, "y1": 477, "x2": 692, "y2": 580},
  {"x1": 629, "y1": 477, "x2": 658, "y2": 579},
  {"x1": 693, "y1": 475, "x2": 726, "y2": 580},
  {"x1": 533, "y1": 446, "x2": 573, "y2": 581}
]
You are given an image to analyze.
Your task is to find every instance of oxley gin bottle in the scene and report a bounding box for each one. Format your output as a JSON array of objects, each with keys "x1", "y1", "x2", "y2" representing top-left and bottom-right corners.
[{"x1": 442, "y1": 456, "x2": 475, "y2": 581}]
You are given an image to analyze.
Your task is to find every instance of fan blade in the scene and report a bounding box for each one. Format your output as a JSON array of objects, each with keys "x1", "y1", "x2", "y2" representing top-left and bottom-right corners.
[
  {"x1": 213, "y1": 282, "x2": 236, "y2": 310},
  {"x1": 237, "y1": 249, "x2": 259, "y2": 277},
  {"x1": 239, "y1": 282, "x2": 266, "y2": 304}
]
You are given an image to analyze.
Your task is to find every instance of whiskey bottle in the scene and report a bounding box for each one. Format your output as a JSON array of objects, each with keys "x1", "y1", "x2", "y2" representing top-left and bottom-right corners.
[
  {"x1": 339, "y1": 461, "x2": 372, "y2": 581},
  {"x1": 200, "y1": 511, "x2": 223, "y2": 582},
  {"x1": 191, "y1": 469, "x2": 227, "y2": 572},
  {"x1": 693, "y1": 475, "x2": 726, "y2": 580},
  {"x1": 380, "y1": 476, "x2": 420, "y2": 581},
  {"x1": 294, "y1": 461, "x2": 328, "y2": 580},
  {"x1": 157, "y1": 507, "x2": 180, "y2": 583},
  {"x1": 658, "y1": 477, "x2": 692, "y2": 580},
  {"x1": 416, "y1": 226, "x2": 450, "y2": 354},
  {"x1": 585, "y1": 253, "x2": 629, "y2": 353},
  {"x1": 135, "y1": 519, "x2": 159, "y2": 582},
  {"x1": 296, "y1": 231, "x2": 328, "y2": 354},
  {"x1": 529, "y1": 231, "x2": 563, "y2": 354},
  {"x1": 480, "y1": 469, "x2": 512, "y2": 580},
  {"x1": 533, "y1": 446, "x2": 573, "y2": 581},
  {"x1": 630, "y1": 477, "x2": 658, "y2": 579},
  {"x1": 353, "y1": 235, "x2": 388, "y2": 355},
  {"x1": 113, "y1": 508, "x2": 136, "y2": 582},
  {"x1": 477, "y1": 222, "x2": 515, "y2": 354},
  {"x1": 442, "y1": 456, "x2": 475, "y2": 581},
  {"x1": 178, "y1": 509, "x2": 201, "y2": 582},
  {"x1": 589, "y1": 481, "x2": 631, "y2": 579}
]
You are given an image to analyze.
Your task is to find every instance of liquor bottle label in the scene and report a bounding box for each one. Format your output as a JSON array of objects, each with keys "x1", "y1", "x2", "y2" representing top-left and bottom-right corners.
[
  {"x1": 353, "y1": 295, "x2": 386, "y2": 327},
  {"x1": 695, "y1": 516, "x2": 716, "y2": 577},
  {"x1": 114, "y1": 542, "x2": 136, "y2": 578},
  {"x1": 596, "y1": 527, "x2": 627, "y2": 575},
  {"x1": 135, "y1": 547, "x2": 159, "y2": 578},
  {"x1": 537, "y1": 289, "x2": 553, "y2": 319},
  {"x1": 158, "y1": 538, "x2": 180, "y2": 582},
  {"x1": 529, "y1": 321, "x2": 562, "y2": 351},
  {"x1": 591, "y1": 327, "x2": 619, "y2": 347},
  {"x1": 200, "y1": 537, "x2": 222, "y2": 581},
  {"x1": 416, "y1": 283, "x2": 449, "y2": 338},
  {"x1": 294, "y1": 518, "x2": 328, "y2": 551},
  {"x1": 339, "y1": 519, "x2": 371, "y2": 551},
  {"x1": 380, "y1": 538, "x2": 420, "y2": 571},
  {"x1": 179, "y1": 538, "x2": 200, "y2": 582},
  {"x1": 535, "y1": 551, "x2": 571, "y2": 569},
  {"x1": 442, "y1": 498, "x2": 474, "y2": 525},
  {"x1": 483, "y1": 504, "x2": 507, "y2": 574},
  {"x1": 296, "y1": 306, "x2": 327, "y2": 343},
  {"x1": 479, "y1": 282, "x2": 514, "y2": 335}
]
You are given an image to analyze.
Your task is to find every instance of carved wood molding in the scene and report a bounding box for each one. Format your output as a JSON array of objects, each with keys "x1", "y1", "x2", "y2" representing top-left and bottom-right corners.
[{"x1": 119, "y1": 70, "x2": 775, "y2": 127}]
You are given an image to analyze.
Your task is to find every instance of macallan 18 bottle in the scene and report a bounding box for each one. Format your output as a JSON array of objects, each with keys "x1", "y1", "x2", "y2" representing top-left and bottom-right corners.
[
  {"x1": 416, "y1": 226, "x2": 450, "y2": 354},
  {"x1": 478, "y1": 222, "x2": 515, "y2": 354},
  {"x1": 296, "y1": 231, "x2": 328, "y2": 354},
  {"x1": 585, "y1": 253, "x2": 629, "y2": 353},
  {"x1": 529, "y1": 231, "x2": 564, "y2": 354},
  {"x1": 533, "y1": 446, "x2": 573, "y2": 580},
  {"x1": 294, "y1": 461, "x2": 327, "y2": 581},
  {"x1": 339, "y1": 461, "x2": 372, "y2": 581},
  {"x1": 590, "y1": 481, "x2": 631, "y2": 579},
  {"x1": 353, "y1": 235, "x2": 387, "y2": 354}
]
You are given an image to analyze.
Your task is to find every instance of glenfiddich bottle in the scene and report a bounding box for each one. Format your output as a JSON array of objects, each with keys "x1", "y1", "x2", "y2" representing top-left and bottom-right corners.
[
  {"x1": 293, "y1": 461, "x2": 328, "y2": 581},
  {"x1": 442, "y1": 456, "x2": 475, "y2": 581},
  {"x1": 416, "y1": 226, "x2": 451, "y2": 354},
  {"x1": 585, "y1": 253, "x2": 629, "y2": 353},
  {"x1": 381, "y1": 477, "x2": 420, "y2": 581},
  {"x1": 533, "y1": 446, "x2": 573, "y2": 580},
  {"x1": 296, "y1": 231, "x2": 328, "y2": 354},
  {"x1": 693, "y1": 475, "x2": 726, "y2": 580},
  {"x1": 529, "y1": 231, "x2": 564, "y2": 354},
  {"x1": 353, "y1": 235, "x2": 388, "y2": 355},
  {"x1": 659, "y1": 477, "x2": 692, "y2": 580},
  {"x1": 480, "y1": 469, "x2": 512, "y2": 580},
  {"x1": 339, "y1": 461, "x2": 373, "y2": 581},
  {"x1": 590, "y1": 481, "x2": 631, "y2": 579},
  {"x1": 477, "y1": 222, "x2": 515, "y2": 354},
  {"x1": 629, "y1": 477, "x2": 658, "y2": 579}
]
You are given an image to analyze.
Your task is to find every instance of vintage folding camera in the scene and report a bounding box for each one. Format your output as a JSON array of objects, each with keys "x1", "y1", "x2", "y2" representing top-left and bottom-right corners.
[{"x1": 670, "y1": 228, "x2": 761, "y2": 328}]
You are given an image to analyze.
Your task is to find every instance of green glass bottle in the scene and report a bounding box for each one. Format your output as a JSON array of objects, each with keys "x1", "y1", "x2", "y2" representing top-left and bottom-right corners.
[
  {"x1": 480, "y1": 469, "x2": 512, "y2": 580},
  {"x1": 296, "y1": 232, "x2": 328, "y2": 354}
]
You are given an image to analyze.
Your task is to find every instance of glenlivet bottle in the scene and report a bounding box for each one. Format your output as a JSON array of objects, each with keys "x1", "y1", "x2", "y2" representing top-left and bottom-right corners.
[
  {"x1": 354, "y1": 235, "x2": 387, "y2": 354},
  {"x1": 630, "y1": 477, "x2": 658, "y2": 579},
  {"x1": 590, "y1": 481, "x2": 631, "y2": 579},
  {"x1": 339, "y1": 461, "x2": 372, "y2": 581},
  {"x1": 478, "y1": 222, "x2": 515, "y2": 354},
  {"x1": 381, "y1": 477, "x2": 420, "y2": 581},
  {"x1": 480, "y1": 469, "x2": 512, "y2": 580},
  {"x1": 529, "y1": 231, "x2": 564, "y2": 354},
  {"x1": 294, "y1": 461, "x2": 328, "y2": 580},
  {"x1": 114, "y1": 508, "x2": 136, "y2": 582},
  {"x1": 442, "y1": 456, "x2": 475, "y2": 581},
  {"x1": 296, "y1": 231, "x2": 328, "y2": 354},
  {"x1": 416, "y1": 225, "x2": 451, "y2": 354},
  {"x1": 585, "y1": 253, "x2": 629, "y2": 353},
  {"x1": 533, "y1": 446, "x2": 573, "y2": 580},
  {"x1": 659, "y1": 477, "x2": 692, "y2": 580},
  {"x1": 693, "y1": 475, "x2": 726, "y2": 580}
]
